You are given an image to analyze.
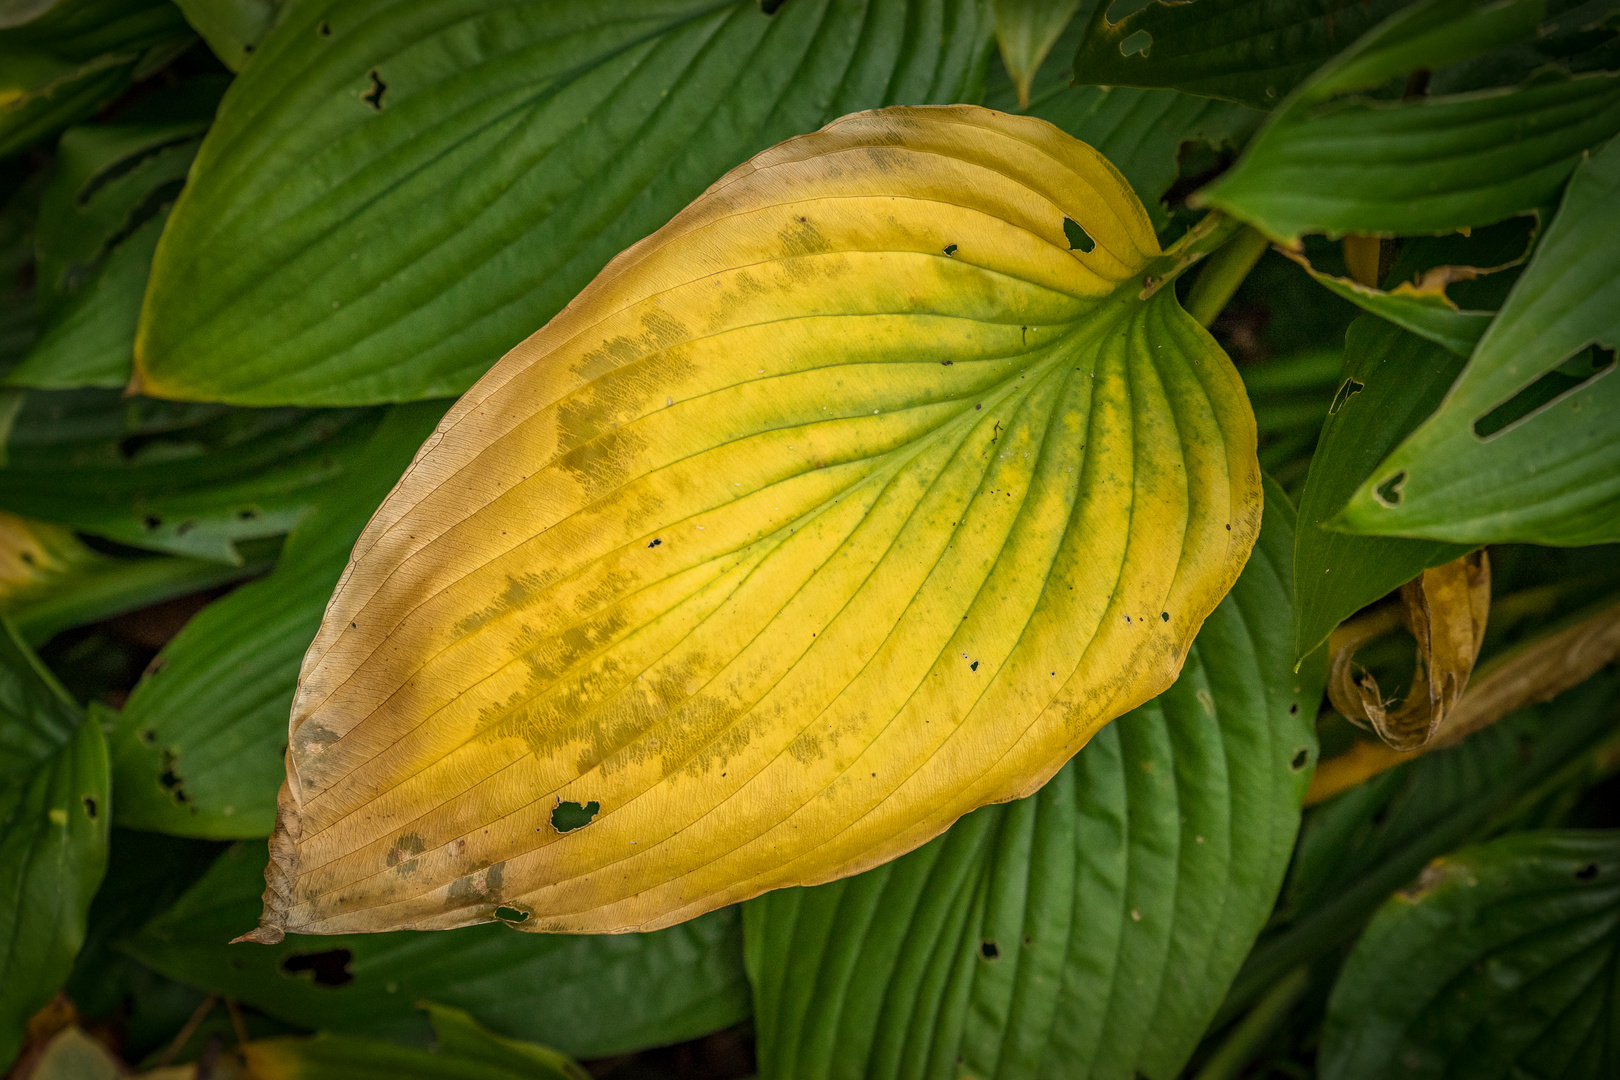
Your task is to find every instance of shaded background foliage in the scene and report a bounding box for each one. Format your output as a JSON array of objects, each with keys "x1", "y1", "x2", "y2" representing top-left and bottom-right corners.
[{"x1": 1, "y1": 0, "x2": 1617, "y2": 1077}]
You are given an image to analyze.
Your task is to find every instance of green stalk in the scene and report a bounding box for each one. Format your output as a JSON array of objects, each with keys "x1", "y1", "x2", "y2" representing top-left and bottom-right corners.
[
  {"x1": 1193, "y1": 966, "x2": 1310, "y2": 1080},
  {"x1": 1184, "y1": 226, "x2": 1271, "y2": 328}
]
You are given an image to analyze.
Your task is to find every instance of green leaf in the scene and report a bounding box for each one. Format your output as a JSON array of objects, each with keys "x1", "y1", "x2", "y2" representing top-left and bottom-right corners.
[
  {"x1": 134, "y1": 0, "x2": 995, "y2": 406},
  {"x1": 1338, "y1": 135, "x2": 1620, "y2": 546},
  {"x1": 109, "y1": 402, "x2": 446, "y2": 837},
  {"x1": 1282, "y1": 253, "x2": 1494, "y2": 357},
  {"x1": 0, "y1": 0, "x2": 195, "y2": 158},
  {"x1": 1220, "y1": 668, "x2": 1620, "y2": 1025},
  {"x1": 1195, "y1": 0, "x2": 1620, "y2": 241},
  {"x1": 0, "y1": 614, "x2": 81, "y2": 776},
  {"x1": 123, "y1": 839, "x2": 754, "y2": 1060},
  {"x1": 0, "y1": 391, "x2": 389, "y2": 561},
  {"x1": 244, "y1": 1005, "x2": 589, "y2": 1080},
  {"x1": 1071, "y1": 0, "x2": 1414, "y2": 108},
  {"x1": 0, "y1": 183, "x2": 38, "y2": 376},
  {"x1": 1293, "y1": 317, "x2": 1470, "y2": 659},
  {"x1": 985, "y1": 11, "x2": 1263, "y2": 231},
  {"x1": 744, "y1": 478, "x2": 1321, "y2": 1080},
  {"x1": 0, "y1": 714, "x2": 109, "y2": 1070},
  {"x1": 994, "y1": 0, "x2": 1081, "y2": 109},
  {"x1": 0, "y1": 515, "x2": 276, "y2": 646},
  {"x1": 9, "y1": 108, "x2": 218, "y2": 390},
  {"x1": 1321, "y1": 829, "x2": 1620, "y2": 1079},
  {"x1": 171, "y1": 0, "x2": 279, "y2": 72}
]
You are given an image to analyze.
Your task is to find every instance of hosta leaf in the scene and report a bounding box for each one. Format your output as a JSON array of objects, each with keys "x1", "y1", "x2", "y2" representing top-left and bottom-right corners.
[
  {"x1": 125, "y1": 839, "x2": 753, "y2": 1060},
  {"x1": 0, "y1": 185, "x2": 37, "y2": 374},
  {"x1": 993, "y1": 0, "x2": 1080, "y2": 109},
  {"x1": 984, "y1": 12, "x2": 1264, "y2": 233},
  {"x1": 171, "y1": 0, "x2": 279, "y2": 72},
  {"x1": 0, "y1": 510, "x2": 271, "y2": 646},
  {"x1": 133, "y1": 0, "x2": 995, "y2": 405},
  {"x1": 110, "y1": 403, "x2": 446, "y2": 838},
  {"x1": 0, "y1": 0, "x2": 195, "y2": 158},
  {"x1": 243, "y1": 1004, "x2": 589, "y2": 1080},
  {"x1": 744, "y1": 481, "x2": 1320, "y2": 1080},
  {"x1": 1071, "y1": 0, "x2": 1413, "y2": 109},
  {"x1": 1223, "y1": 668, "x2": 1620, "y2": 1022},
  {"x1": 9, "y1": 107, "x2": 216, "y2": 390},
  {"x1": 0, "y1": 700, "x2": 108, "y2": 1070},
  {"x1": 1195, "y1": 0, "x2": 1620, "y2": 242},
  {"x1": 0, "y1": 614, "x2": 81, "y2": 776},
  {"x1": 1321, "y1": 829, "x2": 1620, "y2": 1079},
  {"x1": 240, "y1": 105, "x2": 1260, "y2": 940},
  {"x1": 1338, "y1": 135, "x2": 1620, "y2": 545},
  {"x1": 1279, "y1": 249, "x2": 1494, "y2": 357},
  {"x1": 1294, "y1": 317, "x2": 1469, "y2": 660},
  {"x1": 0, "y1": 391, "x2": 387, "y2": 562}
]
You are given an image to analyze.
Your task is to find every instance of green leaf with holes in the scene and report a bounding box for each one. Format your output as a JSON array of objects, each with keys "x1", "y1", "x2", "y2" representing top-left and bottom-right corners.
[
  {"x1": 133, "y1": 0, "x2": 995, "y2": 405},
  {"x1": 1071, "y1": 0, "x2": 1414, "y2": 109},
  {"x1": 1337, "y1": 135, "x2": 1620, "y2": 546},
  {"x1": 0, "y1": 0, "x2": 195, "y2": 158},
  {"x1": 1320, "y1": 829, "x2": 1620, "y2": 1080},
  {"x1": 109, "y1": 402, "x2": 445, "y2": 838},
  {"x1": 8, "y1": 114, "x2": 212, "y2": 390},
  {"x1": 0, "y1": 624, "x2": 108, "y2": 1071},
  {"x1": 1195, "y1": 0, "x2": 1620, "y2": 242},
  {"x1": 743, "y1": 478, "x2": 1321, "y2": 1080},
  {"x1": 985, "y1": 8, "x2": 1263, "y2": 232},
  {"x1": 122, "y1": 839, "x2": 754, "y2": 1061},
  {"x1": 0, "y1": 390, "x2": 390, "y2": 562},
  {"x1": 1294, "y1": 317, "x2": 1470, "y2": 660}
]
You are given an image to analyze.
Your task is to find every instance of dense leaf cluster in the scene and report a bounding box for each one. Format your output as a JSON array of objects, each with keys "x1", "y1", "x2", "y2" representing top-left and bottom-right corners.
[{"x1": 0, "y1": 0, "x2": 1616, "y2": 1077}]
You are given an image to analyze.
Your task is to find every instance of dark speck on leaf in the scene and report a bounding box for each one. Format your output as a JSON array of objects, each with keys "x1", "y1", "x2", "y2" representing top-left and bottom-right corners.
[
  {"x1": 980, "y1": 939, "x2": 1000, "y2": 960},
  {"x1": 282, "y1": 949, "x2": 353, "y2": 987},
  {"x1": 1576, "y1": 862, "x2": 1599, "y2": 880},
  {"x1": 363, "y1": 69, "x2": 387, "y2": 110}
]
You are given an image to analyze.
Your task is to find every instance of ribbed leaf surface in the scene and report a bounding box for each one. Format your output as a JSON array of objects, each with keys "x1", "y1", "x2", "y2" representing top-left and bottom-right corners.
[
  {"x1": 241, "y1": 106, "x2": 1260, "y2": 940},
  {"x1": 744, "y1": 482, "x2": 1318, "y2": 1080},
  {"x1": 135, "y1": 0, "x2": 994, "y2": 404},
  {"x1": 1339, "y1": 134, "x2": 1620, "y2": 545},
  {"x1": 1322, "y1": 829, "x2": 1620, "y2": 1080},
  {"x1": 1196, "y1": 0, "x2": 1620, "y2": 241}
]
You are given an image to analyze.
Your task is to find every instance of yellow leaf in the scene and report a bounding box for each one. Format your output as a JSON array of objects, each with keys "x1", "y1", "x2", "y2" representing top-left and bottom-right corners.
[{"x1": 241, "y1": 105, "x2": 1260, "y2": 938}]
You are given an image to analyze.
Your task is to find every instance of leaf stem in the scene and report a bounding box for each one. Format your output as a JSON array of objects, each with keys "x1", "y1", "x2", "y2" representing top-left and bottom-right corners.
[
  {"x1": 1185, "y1": 226, "x2": 1270, "y2": 327},
  {"x1": 1193, "y1": 965, "x2": 1310, "y2": 1080}
]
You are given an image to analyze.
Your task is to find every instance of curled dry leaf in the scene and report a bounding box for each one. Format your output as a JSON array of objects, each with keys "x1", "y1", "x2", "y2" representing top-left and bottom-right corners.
[
  {"x1": 1327, "y1": 551, "x2": 1490, "y2": 751},
  {"x1": 1309, "y1": 591, "x2": 1620, "y2": 803},
  {"x1": 240, "y1": 105, "x2": 1259, "y2": 939}
]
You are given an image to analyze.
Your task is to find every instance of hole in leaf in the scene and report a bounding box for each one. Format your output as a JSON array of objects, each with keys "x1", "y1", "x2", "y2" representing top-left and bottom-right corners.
[
  {"x1": 980, "y1": 939, "x2": 1000, "y2": 960},
  {"x1": 495, "y1": 905, "x2": 530, "y2": 923},
  {"x1": 82, "y1": 795, "x2": 97, "y2": 819},
  {"x1": 363, "y1": 69, "x2": 387, "y2": 110},
  {"x1": 1119, "y1": 29, "x2": 1152, "y2": 57},
  {"x1": 281, "y1": 949, "x2": 354, "y2": 987},
  {"x1": 1160, "y1": 611, "x2": 1169, "y2": 622},
  {"x1": 647, "y1": 538, "x2": 661, "y2": 548},
  {"x1": 970, "y1": 660, "x2": 979, "y2": 672},
  {"x1": 551, "y1": 800, "x2": 600, "y2": 833},
  {"x1": 1063, "y1": 217, "x2": 1095, "y2": 253},
  {"x1": 1291, "y1": 748, "x2": 1309, "y2": 770},
  {"x1": 1374, "y1": 471, "x2": 1407, "y2": 507},
  {"x1": 1472, "y1": 345, "x2": 1614, "y2": 438},
  {"x1": 159, "y1": 749, "x2": 188, "y2": 803},
  {"x1": 1289, "y1": 703, "x2": 1299, "y2": 715},
  {"x1": 759, "y1": 0, "x2": 788, "y2": 13},
  {"x1": 1329, "y1": 378, "x2": 1364, "y2": 415},
  {"x1": 943, "y1": 244, "x2": 958, "y2": 257},
  {"x1": 1575, "y1": 862, "x2": 1599, "y2": 881}
]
